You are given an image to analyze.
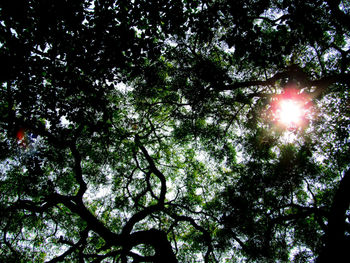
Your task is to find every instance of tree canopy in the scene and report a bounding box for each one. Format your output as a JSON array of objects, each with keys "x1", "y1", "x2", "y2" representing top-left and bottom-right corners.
[{"x1": 0, "y1": 0, "x2": 349, "y2": 262}]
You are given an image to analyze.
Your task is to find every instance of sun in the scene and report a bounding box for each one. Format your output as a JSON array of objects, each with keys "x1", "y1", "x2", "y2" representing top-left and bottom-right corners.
[
  {"x1": 269, "y1": 86, "x2": 311, "y2": 130},
  {"x1": 277, "y1": 99, "x2": 303, "y2": 126}
]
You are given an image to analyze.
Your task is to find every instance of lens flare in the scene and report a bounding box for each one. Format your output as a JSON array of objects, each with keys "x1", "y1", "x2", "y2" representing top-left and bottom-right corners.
[{"x1": 16, "y1": 127, "x2": 27, "y2": 148}]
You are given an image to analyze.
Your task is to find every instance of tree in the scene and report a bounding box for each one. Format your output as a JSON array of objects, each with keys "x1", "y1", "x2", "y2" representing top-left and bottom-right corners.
[{"x1": 0, "y1": 0, "x2": 349, "y2": 262}]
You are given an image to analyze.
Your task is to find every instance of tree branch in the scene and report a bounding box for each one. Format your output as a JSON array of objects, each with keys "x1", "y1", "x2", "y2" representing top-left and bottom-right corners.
[
  {"x1": 46, "y1": 228, "x2": 89, "y2": 263},
  {"x1": 169, "y1": 214, "x2": 217, "y2": 263},
  {"x1": 326, "y1": 0, "x2": 350, "y2": 31},
  {"x1": 219, "y1": 69, "x2": 350, "y2": 98},
  {"x1": 5, "y1": 192, "x2": 71, "y2": 217},
  {"x1": 120, "y1": 136, "x2": 168, "y2": 237},
  {"x1": 69, "y1": 142, "x2": 87, "y2": 199},
  {"x1": 128, "y1": 229, "x2": 177, "y2": 263},
  {"x1": 59, "y1": 196, "x2": 120, "y2": 246},
  {"x1": 121, "y1": 137, "x2": 168, "y2": 236},
  {"x1": 135, "y1": 135, "x2": 167, "y2": 204},
  {"x1": 317, "y1": 169, "x2": 350, "y2": 262}
]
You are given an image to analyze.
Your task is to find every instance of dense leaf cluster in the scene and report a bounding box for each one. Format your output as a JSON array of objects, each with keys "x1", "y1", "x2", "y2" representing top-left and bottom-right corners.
[{"x1": 0, "y1": 0, "x2": 349, "y2": 262}]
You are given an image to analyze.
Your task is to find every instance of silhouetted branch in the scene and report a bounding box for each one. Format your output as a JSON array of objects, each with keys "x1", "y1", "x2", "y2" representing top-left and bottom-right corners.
[
  {"x1": 69, "y1": 142, "x2": 87, "y2": 199},
  {"x1": 128, "y1": 229, "x2": 177, "y2": 263},
  {"x1": 46, "y1": 228, "x2": 89, "y2": 263},
  {"x1": 317, "y1": 169, "x2": 350, "y2": 262},
  {"x1": 135, "y1": 135, "x2": 167, "y2": 204},
  {"x1": 169, "y1": 214, "x2": 217, "y2": 263},
  {"x1": 219, "y1": 69, "x2": 350, "y2": 98},
  {"x1": 59, "y1": 196, "x2": 120, "y2": 246}
]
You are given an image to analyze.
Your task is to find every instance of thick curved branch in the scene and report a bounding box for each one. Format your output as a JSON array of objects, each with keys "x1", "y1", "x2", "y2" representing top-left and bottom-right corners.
[
  {"x1": 7, "y1": 197, "x2": 58, "y2": 214},
  {"x1": 7, "y1": 194, "x2": 120, "y2": 248},
  {"x1": 121, "y1": 204, "x2": 162, "y2": 238},
  {"x1": 169, "y1": 214, "x2": 216, "y2": 263},
  {"x1": 59, "y1": 196, "x2": 120, "y2": 246},
  {"x1": 10, "y1": 194, "x2": 121, "y2": 247},
  {"x1": 70, "y1": 143, "x2": 87, "y2": 199},
  {"x1": 120, "y1": 136, "x2": 168, "y2": 237},
  {"x1": 218, "y1": 66, "x2": 309, "y2": 91},
  {"x1": 326, "y1": 0, "x2": 350, "y2": 31},
  {"x1": 135, "y1": 135, "x2": 167, "y2": 204},
  {"x1": 145, "y1": 170, "x2": 159, "y2": 201},
  {"x1": 115, "y1": 136, "x2": 178, "y2": 262},
  {"x1": 128, "y1": 229, "x2": 177, "y2": 263},
  {"x1": 7, "y1": 182, "x2": 175, "y2": 261},
  {"x1": 270, "y1": 204, "x2": 328, "y2": 226},
  {"x1": 317, "y1": 169, "x2": 350, "y2": 262},
  {"x1": 46, "y1": 228, "x2": 89, "y2": 263},
  {"x1": 219, "y1": 69, "x2": 350, "y2": 98}
]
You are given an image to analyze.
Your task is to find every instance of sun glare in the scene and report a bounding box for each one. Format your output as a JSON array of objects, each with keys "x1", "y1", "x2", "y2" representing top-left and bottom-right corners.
[
  {"x1": 278, "y1": 100, "x2": 303, "y2": 126},
  {"x1": 269, "y1": 86, "x2": 312, "y2": 130}
]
